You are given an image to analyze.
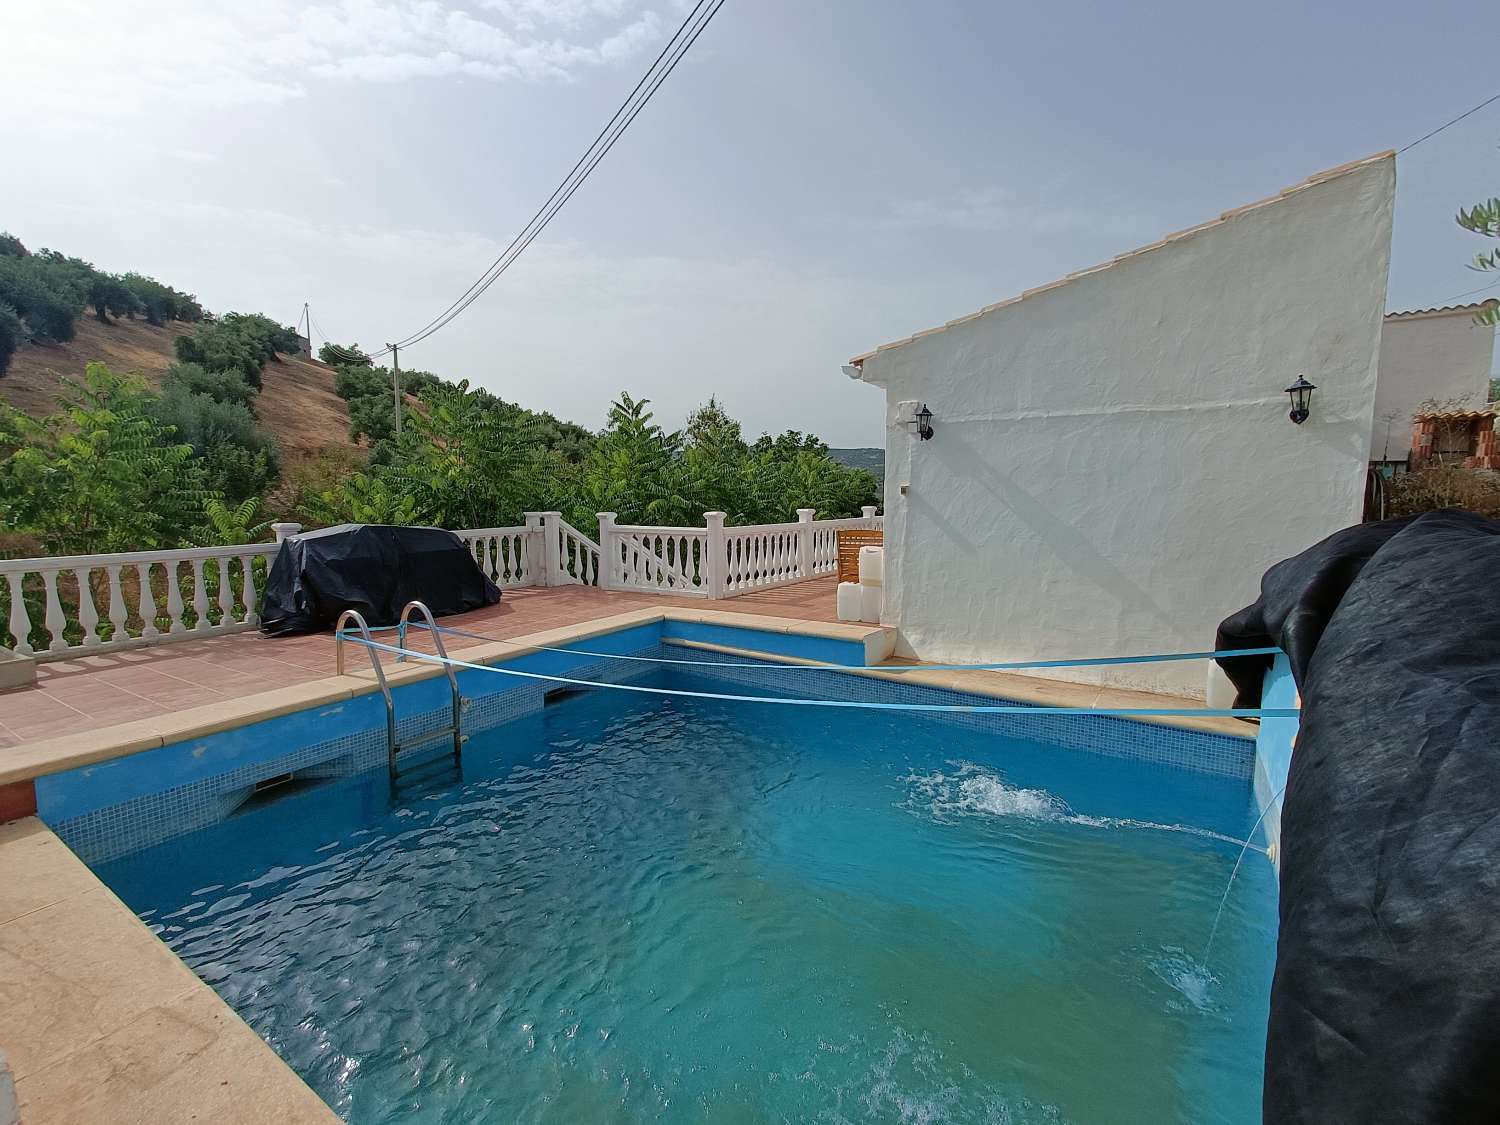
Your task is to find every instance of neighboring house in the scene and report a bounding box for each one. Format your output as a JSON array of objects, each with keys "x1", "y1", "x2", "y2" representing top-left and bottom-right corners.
[
  {"x1": 1409, "y1": 407, "x2": 1498, "y2": 470},
  {"x1": 1371, "y1": 303, "x2": 1496, "y2": 464},
  {"x1": 844, "y1": 153, "x2": 1394, "y2": 697}
]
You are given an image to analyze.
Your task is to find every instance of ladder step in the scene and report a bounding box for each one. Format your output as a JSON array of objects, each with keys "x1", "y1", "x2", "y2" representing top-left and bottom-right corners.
[{"x1": 395, "y1": 727, "x2": 464, "y2": 754}]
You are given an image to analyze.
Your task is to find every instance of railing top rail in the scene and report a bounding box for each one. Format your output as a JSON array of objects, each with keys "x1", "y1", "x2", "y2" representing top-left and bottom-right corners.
[
  {"x1": 0, "y1": 542, "x2": 281, "y2": 572},
  {"x1": 612, "y1": 524, "x2": 709, "y2": 536},
  {"x1": 454, "y1": 525, "x2": 530, "y2": 538},
  {"x1": 724, "y1": 521, "x2": 803, "y2": 535}
]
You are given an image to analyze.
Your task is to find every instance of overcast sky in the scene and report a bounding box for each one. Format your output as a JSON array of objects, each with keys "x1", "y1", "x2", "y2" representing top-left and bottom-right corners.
[{"x1": 3, "y1": 0, "x2": 1498, "y2": 446}]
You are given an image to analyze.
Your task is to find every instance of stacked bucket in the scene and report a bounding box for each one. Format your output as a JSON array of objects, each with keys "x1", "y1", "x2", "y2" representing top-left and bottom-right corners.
[{"x1": 836, "y1": 546, "x2": 884, "y2": 624}]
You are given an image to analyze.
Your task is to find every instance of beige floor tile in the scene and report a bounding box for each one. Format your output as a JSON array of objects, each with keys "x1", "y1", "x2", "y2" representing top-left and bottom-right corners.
[
  {"x1": 0, "y1": 819, "x2": 98, "y2": 926},
  {"x1": 14, "y1": 988, "x2": 336, "y2": 1125},
  {"x1": 0, "y1": 889, "x2": 202, "y2": 1078}
]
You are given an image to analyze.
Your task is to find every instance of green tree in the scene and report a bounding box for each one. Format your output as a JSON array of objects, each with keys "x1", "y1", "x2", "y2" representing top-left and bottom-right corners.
[
  {"x1": 1457, "y1": 197, "x2": 1500, "y2": 325},
  {"x1": 0, "y1": 364, "x2": 211, "y2": 553},
  {"x1": 319, "y1": 341, "x2": 372, "y2": 366},
  {"x1": 0, "y1": 302, "x2": 22, "y2": 377},
  {"x1": 0, "y1": 253, "x2": 87, "y2": 344},
  {"x1": 579, "y1": 393, "x2": 690, "y2": 527},
  {"x1": 162, "y1": 361, "x2": 257, "y2": 408},
  {"x1": 311, "y1": 472, "x2": 420, "y2": 526},
  {"x1": 195, "y1": 497, "x2": 273, "y2": 546}
]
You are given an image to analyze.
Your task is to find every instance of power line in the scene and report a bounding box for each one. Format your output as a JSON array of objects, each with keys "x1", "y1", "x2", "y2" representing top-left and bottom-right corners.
[
  {"x1": 1399, "y1": 91, "x2": 1500, "y2": 154},
  {"x1": 370, "y1": 0, "x2": 729, "y2": 358}
]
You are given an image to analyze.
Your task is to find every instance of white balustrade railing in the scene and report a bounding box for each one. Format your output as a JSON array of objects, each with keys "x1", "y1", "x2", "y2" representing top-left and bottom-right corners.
[
  {"x1": 552, "y1": 517, "x2": 602, "y2": 586},
  {"x1": 0, "y1": 543, "x2": 281, "y2": 661},
  {"x1": 597, "y1": 515, "x2": 707, "y2": 596},
  {"x1": 592, "y1": 506, "x2": 879, "y2": 599},
  {"x1": 457, "y1": 526, "x2": 532, "y2": 588},
  {"x1": 0, "y1": 507, "x2": 878, "y2": 663}
]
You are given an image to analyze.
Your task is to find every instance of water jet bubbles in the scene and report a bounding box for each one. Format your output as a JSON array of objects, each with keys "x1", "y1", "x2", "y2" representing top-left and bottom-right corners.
[{"x1": 1149, "y1": 947, "x2": 1220, "y2": 1014}]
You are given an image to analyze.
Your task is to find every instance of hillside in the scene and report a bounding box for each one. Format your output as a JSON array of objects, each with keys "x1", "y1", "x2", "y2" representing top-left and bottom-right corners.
[
  {"x1": 828, "y1": 446, "x2": 884, "y2": 480},
  {"x1": 0, "y1": 315, "x2": 357, "y2": 467}
]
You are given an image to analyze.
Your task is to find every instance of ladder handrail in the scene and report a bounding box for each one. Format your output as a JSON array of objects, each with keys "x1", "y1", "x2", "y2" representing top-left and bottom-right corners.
[
  {"x1": 397, "y1": 600, "x2": 464, "y2": 773},
  {"x1": 333, "y1": 603, "x2": 465, "y2": 781},
  {"x1": 334, "y1": 609, "x2": 398, "y2": 773}
]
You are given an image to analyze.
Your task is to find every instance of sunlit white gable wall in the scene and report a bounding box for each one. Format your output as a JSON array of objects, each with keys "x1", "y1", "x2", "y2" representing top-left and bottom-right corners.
[
  {"x1": 1372, "y1": 308, "x2": 1495, "y2": 461},
  {"x1": 857, "y1": 156, "x2": 1395, "y2": 697}
]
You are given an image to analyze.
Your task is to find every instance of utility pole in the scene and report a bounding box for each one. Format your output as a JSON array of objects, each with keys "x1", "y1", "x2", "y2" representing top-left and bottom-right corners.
[
  {"x1": 389, "y1": 342, "x2": 402, "y2": 437},
  {"x1": 301, "y1": 302, "x2": 311, "y2": 354}
]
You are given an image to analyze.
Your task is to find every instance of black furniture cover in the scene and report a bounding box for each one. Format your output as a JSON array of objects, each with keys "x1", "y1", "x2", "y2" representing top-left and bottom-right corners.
[
  {"x1": 259, "y1": 523, "x2": 502, "y2": 637},
  {"x1": 1215, "y1": 509, "x2": 1500, "y2": 1125}
]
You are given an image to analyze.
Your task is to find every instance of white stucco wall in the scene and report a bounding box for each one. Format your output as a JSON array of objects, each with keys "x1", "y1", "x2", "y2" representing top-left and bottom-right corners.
[
  {"x1": 858, "y1": 156, "x2": 1395, "y2": 697},
  {"x1": 1371, "y1": 309, "x2": 1495, "y2": 460}
]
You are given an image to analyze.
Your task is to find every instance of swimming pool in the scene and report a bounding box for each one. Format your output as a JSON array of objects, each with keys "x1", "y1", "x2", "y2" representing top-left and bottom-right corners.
[{"x1": 94, "y1": 657, "x2": 1277, "y2": 1124}]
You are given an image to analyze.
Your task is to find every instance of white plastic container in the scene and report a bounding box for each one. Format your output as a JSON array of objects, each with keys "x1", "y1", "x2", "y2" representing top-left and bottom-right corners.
[
  {"x1": 836, "y1": 581, "x2": 864, "y2": 622},
  {"x1": 1205, "y1": 662, "x2": 1238, "y2": 709},
  {"x1": 859, "y1": 583, "x2": 884, "y2": 624},
  {"x1": 858, "y1": 545, "x2": 884, "y2": 587}
]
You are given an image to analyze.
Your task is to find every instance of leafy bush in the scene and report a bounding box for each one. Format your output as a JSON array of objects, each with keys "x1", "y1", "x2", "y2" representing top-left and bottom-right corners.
[
  {"x1": 0, "y1": 364, "x2": 210, "y2": 552},
  {"x1": 173, "y1": 313, "x2": 297, "y2": 391},
  {"x1": 319, "y1": 341, "x2": 371, "y2": 366},
  {"x1": 1386, "y1": 465, "x2": 1500, "y2": 519},
  {"x1": 120, "y1": 273, "x2": 202, "y2": 326},
  {"x1": 150, "y1": 383, "x2": 281, "y2": 502},
  {"x1": 162, "y1": 361, "x2": 256, "y2": 408},
  {"x1": 0, "y1": 302, "x2": 21, "y2": 376},
  {"x1": 0, "y1": 252, "x2": 87, "y2": 345}
]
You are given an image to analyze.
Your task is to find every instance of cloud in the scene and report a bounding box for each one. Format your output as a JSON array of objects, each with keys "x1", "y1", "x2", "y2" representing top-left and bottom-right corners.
[
  {"x1": 3, "y1": 0, "x2": 669, "y2": 118},
  {"x1": 883, "y1": 187, "x2": 1157, "y2": 240}
]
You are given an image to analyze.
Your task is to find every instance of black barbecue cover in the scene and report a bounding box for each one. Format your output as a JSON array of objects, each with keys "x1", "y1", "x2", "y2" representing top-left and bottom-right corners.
[
  {"x1": 259, "y1": 523, "x2": 502, "y2": 636},
  {"x1": 1215, "y1": 509, "x2": 1500, "y2": 1125}
]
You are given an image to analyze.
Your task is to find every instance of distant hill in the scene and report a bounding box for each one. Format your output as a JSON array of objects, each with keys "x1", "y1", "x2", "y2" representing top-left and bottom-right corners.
[
  {"x1": 828, "y1": 447, "x2": 884, "y2": 480},
  {"x1": 0, "y1": 315, "x2": 356, "y2": 469}
]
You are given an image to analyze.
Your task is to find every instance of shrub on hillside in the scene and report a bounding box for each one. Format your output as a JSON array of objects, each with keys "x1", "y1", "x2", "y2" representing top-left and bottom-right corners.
[
  {"x1": 1386, "y1": 465, "x2": 1500, "y2": 519},
  {"x1": 320, "y1": 341, "x2": 371, "y2": 366},
  {"x1": 121, "y1": 273, "x2": 202, "y2": 326},
  {"x1": 0, "y1": 253, "x2": 87, "y2": 345},
  {"x1": 174, "y1": 313, "x2": 301, "y2": 390},
  {"x1": 0, "y1": 302, "x2": 21, "y2": 377},
  {"x1": 163, "y1": 362, "x2": 257, "y2": 408}
]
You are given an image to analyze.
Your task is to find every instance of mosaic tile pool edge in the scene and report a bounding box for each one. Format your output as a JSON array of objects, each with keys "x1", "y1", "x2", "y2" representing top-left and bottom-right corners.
[{"x1": 49, "y1": 626, "x2": 1255, "y2": 865}]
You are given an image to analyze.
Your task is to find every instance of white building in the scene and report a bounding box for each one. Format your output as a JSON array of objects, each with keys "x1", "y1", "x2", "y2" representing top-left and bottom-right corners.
[
  {"x1": 846, "y1": 153, "x2": 1395, "y2": 697},
  {"x1": 1371, "y1": 303, "x2": 1496, "y2": 462}
]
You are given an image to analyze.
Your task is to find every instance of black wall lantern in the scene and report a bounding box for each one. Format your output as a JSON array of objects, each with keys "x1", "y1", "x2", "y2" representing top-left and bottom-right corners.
[
  {"x1": 1284, "y1": 376, "x2": 1316, "y2": 425},
  {"x1": 909, "y1": 403, "x2": 935, "y2": 441}
]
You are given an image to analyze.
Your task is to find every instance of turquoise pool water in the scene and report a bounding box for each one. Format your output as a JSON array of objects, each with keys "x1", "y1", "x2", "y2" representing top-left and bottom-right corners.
[{"x1": 97, "y1": 667, "x2": 1277, "y2": 1124}]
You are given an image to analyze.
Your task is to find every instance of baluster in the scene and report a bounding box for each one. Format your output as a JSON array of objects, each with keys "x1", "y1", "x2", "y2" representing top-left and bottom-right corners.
[
  {"x1": 165, "y1": 561, "x2": 186, "y2": 634},
  {"x1": 137, "y1": 562, "x2": 160, "y2": 638},
  {"x1": 239, "y1": 556, "x2": 259, "y2": 625},
  {"x1": 73, "y1": 567, "x2": 100, "y2": 646},
  {"x1": 106, "y1": 564, "x2": 127, "y2": 642},
  {"x1": 217, "y1": 557, "x2": 235, "y2": 625},
  {"x1": 41, "y1": 568, "x2": 68, "y2": 651},
  {"x1": 5, "y1": 572, "x2": 34, "y2": 656},
  {"x1": 190, "y1": 558, "x2": 210, "y2": 631},
  {"x1": 487, "y1": 537, "x2": 499, "y2": 582}
]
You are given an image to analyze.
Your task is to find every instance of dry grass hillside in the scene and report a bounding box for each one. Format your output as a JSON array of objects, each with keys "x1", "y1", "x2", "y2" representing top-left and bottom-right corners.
[{"x1": 0, "y1": 316, "x2": 359, "y2": 468}]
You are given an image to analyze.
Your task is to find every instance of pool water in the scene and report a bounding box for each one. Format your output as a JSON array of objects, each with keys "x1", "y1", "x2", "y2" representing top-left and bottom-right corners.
[{"x1": 97, "y1": 667, "x2": 1278, "y2": 1124}]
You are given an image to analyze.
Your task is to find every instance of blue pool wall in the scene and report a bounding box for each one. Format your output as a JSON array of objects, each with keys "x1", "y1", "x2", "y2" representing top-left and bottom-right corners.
[
  {"x1": 1253, "y1": 651, "x2": 1298, "y2": 860},
  {"x1": 38, "y1": 618, "x2": 1261, "y2": 865}
]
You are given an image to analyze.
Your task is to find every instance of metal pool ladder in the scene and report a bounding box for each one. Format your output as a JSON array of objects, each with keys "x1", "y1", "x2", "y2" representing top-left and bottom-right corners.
[{"x1": 335, "y1": 602, "x2": 465, "y2": 782}]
